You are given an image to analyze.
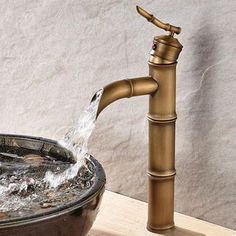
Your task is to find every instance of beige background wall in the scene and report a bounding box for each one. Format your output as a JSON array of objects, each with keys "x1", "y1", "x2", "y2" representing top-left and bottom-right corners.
[{"x1": 0, "y1": 0, "x2": 235, "y2": 230}]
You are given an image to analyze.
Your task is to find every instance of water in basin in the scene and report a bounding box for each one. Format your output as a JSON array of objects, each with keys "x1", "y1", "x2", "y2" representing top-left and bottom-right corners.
[{"x1": 0, "y1": 151, "x2": 94, "y2": 221}]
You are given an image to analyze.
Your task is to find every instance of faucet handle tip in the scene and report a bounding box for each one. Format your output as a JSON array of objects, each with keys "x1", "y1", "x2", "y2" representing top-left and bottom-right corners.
[{"x1": 136, "y1": 5, "x2": 181, "y2": 36}]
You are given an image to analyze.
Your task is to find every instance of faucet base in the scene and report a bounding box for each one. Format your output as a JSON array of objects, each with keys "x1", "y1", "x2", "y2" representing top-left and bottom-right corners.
[{"x1": 147, "y1": 223, "x2": 175, "y2": 233}]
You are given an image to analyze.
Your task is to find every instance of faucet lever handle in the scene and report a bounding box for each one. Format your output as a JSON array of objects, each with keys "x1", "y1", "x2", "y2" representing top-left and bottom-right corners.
[{"x1": 136, "y1": 6, "x2": 181, "y2": 35}]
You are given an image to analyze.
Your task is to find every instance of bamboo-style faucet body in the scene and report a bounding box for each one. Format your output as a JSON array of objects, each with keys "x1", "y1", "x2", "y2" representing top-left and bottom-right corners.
[{"x1": 95, "y1": 6, "x2": 183, "y2": 233}]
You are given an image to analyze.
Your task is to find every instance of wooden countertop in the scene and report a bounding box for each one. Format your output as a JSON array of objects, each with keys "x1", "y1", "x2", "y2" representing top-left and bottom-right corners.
[{"x1": 89, "y1": 191, "x2": 235, "y2": 236}]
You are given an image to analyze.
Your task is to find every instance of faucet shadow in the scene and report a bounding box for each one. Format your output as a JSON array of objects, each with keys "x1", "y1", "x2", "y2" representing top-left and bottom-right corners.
[
  {"x1": 156, "y1": 226, "x2": 205, "y2": 236},
  {"x1": 189, "y1": 6, "x2": 218, "y2": 161},
  {"x1": 177, "y1": 7, "x2": 220, "y2": 222},
  {"x1": 89, "y1": 227, "x2": 205, "y2": 236}
]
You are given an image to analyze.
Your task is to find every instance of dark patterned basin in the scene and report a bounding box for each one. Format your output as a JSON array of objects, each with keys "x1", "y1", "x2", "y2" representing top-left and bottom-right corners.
[{"x1": 0, "y1": 134, "x2": 106, "y2": 236}]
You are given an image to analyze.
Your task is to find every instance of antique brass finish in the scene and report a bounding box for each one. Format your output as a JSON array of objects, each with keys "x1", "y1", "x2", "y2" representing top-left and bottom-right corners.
[
  {"x1": 150, "y1": 36, "x2": 183, "y2": 64},
  {"x1": 96, "y1": 77, "x2": 158, "y2": 117},
  {"x1": 136, "y1": 6, "x2": 181, "y2": 35},
  {"x1": 95, "y1": 6, "x2": 183, "y2": 233},
  {"x1": 147, "y1": 62, "x2": 177, "y2": 232}
]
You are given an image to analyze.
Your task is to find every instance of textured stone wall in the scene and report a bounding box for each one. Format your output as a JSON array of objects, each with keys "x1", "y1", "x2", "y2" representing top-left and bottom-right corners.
[{"x1": 0, "y1": 0, "x2": 235, "y2": 230}]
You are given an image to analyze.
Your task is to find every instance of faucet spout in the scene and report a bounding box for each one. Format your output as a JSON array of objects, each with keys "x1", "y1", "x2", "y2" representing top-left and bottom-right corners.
[{"x1": 95, "y1": 76, "x2": 158, "y2": 118}]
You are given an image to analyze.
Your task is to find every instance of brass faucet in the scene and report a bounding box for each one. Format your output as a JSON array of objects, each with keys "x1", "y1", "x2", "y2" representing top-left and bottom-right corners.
[{"x1": 95, "y1": 6, "x2": 183, "y2": 233}]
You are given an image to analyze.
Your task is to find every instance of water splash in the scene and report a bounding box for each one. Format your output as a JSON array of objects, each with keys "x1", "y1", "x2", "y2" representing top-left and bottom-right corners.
[
  {"x1": 44, "y1": 89, "x2": 103, "y2": 188},
  {"x1": 0, "y1": 153, "x2": 95, "y2": 219}
]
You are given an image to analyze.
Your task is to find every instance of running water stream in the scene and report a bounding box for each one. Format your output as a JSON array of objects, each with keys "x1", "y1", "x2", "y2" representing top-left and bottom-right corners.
[
  {"x1": 44, "y1": 89, "x2": 103, "y2": 188},
  {"x1": 0, "y1": 89, "x2": 103, "y2": 220}
]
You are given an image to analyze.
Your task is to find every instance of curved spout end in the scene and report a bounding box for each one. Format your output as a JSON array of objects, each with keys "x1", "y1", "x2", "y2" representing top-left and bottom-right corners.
[
  {"x1": 89, "y1": 89, "x2": 104, "y2": 120},
  {"x1": 93, "y1": 76, "x2": 158, "y2": 119},
  {"x1": 91, "y1": 89, "x2": 103, "y2": 104}
]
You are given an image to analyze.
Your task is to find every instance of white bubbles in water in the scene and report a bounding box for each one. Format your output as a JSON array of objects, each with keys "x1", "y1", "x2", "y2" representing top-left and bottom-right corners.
[{"x1": 44, "y1": 160, "x2": 83, "y2": 188}]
